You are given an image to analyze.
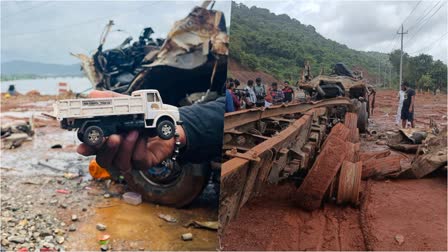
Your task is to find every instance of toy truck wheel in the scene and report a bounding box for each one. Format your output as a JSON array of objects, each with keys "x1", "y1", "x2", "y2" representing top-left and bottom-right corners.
[
  {"x1": 157, "y1": 120, "x2": 175, "y2": 140},
  {"x1": 77, "y1": 131, "x2": 84, "y2": 142},
  {"x1": 83, "y1": 125, "x2": 104, "y2": 146}
]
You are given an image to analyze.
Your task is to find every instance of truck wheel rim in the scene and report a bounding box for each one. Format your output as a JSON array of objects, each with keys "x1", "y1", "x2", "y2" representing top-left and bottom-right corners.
[
  {"x1": 161, "y1": 125, "x2": 172, "y2": 136},
  {"x1": 88, "y1": 130, "x2": 100, "y2": 143},
  {"x1": 139, "y1": 161, "x2": 181, "y2": 187}
]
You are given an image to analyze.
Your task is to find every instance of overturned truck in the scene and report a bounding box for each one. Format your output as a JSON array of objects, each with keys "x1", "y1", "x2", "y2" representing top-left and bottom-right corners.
[{"x1": 219, "y1": 97, "x2": 367, "y2": 234}]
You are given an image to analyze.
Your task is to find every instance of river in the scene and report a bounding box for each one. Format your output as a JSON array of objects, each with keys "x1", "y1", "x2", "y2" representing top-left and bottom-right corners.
[{"x1": 0, "y1": 76, "x2": 92, "y2": 95}]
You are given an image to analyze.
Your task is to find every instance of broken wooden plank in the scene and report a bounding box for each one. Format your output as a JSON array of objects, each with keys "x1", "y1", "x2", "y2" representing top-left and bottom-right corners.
[
  {"x1": 359, "y1": 150, "x2": 391, "y2": 162},
  {"x1": 296, "y1": 134, "x2": 347, "y2": 211},
  {"x1": 362, "y1": 155, "x2": 403, "y2": 180}
]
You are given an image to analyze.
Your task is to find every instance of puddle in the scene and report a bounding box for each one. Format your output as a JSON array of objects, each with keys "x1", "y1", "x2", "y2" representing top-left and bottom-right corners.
[{"x1": 65, "y1": 198, "x2": 218, "y2": 251}]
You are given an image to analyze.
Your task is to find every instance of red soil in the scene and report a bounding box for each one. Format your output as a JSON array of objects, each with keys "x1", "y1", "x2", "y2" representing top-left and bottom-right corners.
[{"x1": 221, "y1": 89, "x2": 447, "y2": 251}]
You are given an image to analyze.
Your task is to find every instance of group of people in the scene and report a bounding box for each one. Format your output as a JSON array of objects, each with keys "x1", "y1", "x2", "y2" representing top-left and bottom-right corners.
[{"x1": 225, "y1": 77, "x2": 295, "y2": 112}]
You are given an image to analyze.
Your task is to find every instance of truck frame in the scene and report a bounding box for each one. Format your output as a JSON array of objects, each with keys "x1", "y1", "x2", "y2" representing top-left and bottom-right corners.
[{"x1": 54, "y1": 89, "x2": 180, "y2": 146}]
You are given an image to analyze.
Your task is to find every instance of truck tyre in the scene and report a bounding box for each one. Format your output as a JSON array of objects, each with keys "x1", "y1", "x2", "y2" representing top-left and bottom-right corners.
[
  {"x1": 157, "y1": 120, "x2": 175, "y2": 140},
  {"x1": 123, "y1": 162, "x2": 210, "y2": 208},
  {"x1": 357, "y1": 101, "x2": 368, "y2": 133},
  {"x1": 83, "y1": 125, "x2": 104, "y2": 146}
]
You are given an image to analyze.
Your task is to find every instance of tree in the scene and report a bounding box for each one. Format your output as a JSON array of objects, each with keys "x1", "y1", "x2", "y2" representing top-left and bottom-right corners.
[
  {"x1": 418, "y1": 74, "x2": 433, "y2": 92},
  {"x1": 430, "y1": 60, "x2": 448, "y2": 92}
]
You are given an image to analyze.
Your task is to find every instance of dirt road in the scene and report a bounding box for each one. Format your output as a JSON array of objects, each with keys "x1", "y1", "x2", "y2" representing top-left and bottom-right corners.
[
  {"x1": 221, "y1": 89, "x2": 447, "y2": 251},
  {"x1": 1, "y1": 94, "x2": 218, "y2": 251}
]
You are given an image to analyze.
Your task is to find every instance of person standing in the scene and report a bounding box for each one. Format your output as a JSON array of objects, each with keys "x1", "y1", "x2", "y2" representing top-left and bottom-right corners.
[
  {"x1": 254, "y1": 77, "x2": 266, "y2": 107},
  {"x1": 282, "y1": 81, "x2": 294, "y2": 103},
  {"x1": 401, "y1": 81, "x2": 416, "y2": 128},
  {"x1": 395, "y1": 86, "x2": 405, "y2": 126},
  {"x1": 228, "y1": 82, "x2": 241, "y2": 111},
  {"x1": 244, "y1": 79, "x2": 257, "y2": 108},
  {"x1": 269, "y1": 82, "x2": 284, "y2": 105}
]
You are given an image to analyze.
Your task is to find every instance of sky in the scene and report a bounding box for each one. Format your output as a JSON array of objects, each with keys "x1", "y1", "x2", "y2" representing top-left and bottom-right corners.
[
  {"x1": 1, "y1": 0, "x2": 447, "y2": 64},
  {"x1": 1, "y1": 0, "x2": 232, "y2": 64},
  {"x1": 238, "y1": 0, "x2": 447, "y2": 63}
]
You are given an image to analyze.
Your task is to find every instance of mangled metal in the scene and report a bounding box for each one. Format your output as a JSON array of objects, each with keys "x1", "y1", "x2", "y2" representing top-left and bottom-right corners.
[
  {"x1": 299, "y1": 62, "x2": 375, "y2": 132},
  {"x1": 73, "y1": 1, "x2": 229, "y2": 106},
  {"x1": 219, "y1": 98, "x2": 360, "y2": 233}
]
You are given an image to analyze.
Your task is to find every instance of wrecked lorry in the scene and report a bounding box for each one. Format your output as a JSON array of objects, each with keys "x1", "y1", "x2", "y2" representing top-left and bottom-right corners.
[
  {"x1": 70, "y1": 1, "x2": 229, "y2": 208},
  {"x1": 299, "y1": 63, "x2": 375, "y2": 133},
  {"x1": 72, "y1": 1, "x2": 228, "y2": 107}
]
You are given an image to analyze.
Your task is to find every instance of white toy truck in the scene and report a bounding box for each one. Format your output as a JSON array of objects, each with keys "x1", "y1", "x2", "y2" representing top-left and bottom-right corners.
[{"x1": 53, "y1": 89, "x2": 180, "y2": 146}]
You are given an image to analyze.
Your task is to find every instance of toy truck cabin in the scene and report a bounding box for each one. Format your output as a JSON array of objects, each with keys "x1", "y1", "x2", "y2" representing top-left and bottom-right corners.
[{"x1": 53, "y1": 89, "x2": 180, "y2": 146}]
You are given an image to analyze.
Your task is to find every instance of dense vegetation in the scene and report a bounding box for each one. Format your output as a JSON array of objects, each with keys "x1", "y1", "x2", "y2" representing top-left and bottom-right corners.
[
  {"x1": 389, "y1": 50, "x2": 447, "y2": 92},
  {"x1": 229, "y1": 2, "x2": 390, "y2": 83}
]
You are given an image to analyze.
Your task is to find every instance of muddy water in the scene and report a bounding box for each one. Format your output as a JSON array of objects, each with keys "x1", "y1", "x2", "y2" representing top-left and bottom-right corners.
[{"x1": 65, "y1": 198, "x2": 218, "y2": 251}]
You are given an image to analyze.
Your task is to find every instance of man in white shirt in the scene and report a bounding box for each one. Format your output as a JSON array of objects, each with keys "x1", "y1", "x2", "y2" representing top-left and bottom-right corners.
[
  {"x1": 244, "y1": 79, "x2": 257, "y2": 108},
  {"x1": 396, "y1": 86, "x2": 405, "y2": 126}
]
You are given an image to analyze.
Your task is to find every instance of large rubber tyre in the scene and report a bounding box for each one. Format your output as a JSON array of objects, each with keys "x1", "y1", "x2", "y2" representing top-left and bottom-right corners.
[
  {"x1": 83, "y1": 125, "x2": 104, "y2": 146},
  {"x1": 122, "y1": 162, "x2": 211, "y2": 208},
  {"x1": 156, "y1": 120, "x2": 175, "y2": 140},
  {"x1": 357, "y1": 101, "x2": 368, "y2": 133}
]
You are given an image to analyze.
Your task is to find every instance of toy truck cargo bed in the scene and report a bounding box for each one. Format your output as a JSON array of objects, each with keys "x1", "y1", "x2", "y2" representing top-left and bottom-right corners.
[{"x1": 54, "y1": 97, "x2": 145, "y2": 119}]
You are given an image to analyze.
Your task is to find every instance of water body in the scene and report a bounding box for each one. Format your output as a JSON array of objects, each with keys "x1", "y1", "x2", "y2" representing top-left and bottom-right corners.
[{"x1": 0, "y1": 77, "x2": 92, "y2": 95}]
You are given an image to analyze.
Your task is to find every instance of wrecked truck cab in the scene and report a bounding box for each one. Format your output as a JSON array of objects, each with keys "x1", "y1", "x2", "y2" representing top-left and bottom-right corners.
[
  {"x1": 299, "y1": 63, "x2": 374, "y2": 132},
  {"x1": 73, "y1": 3, "x2": 229, "y2": 107}
]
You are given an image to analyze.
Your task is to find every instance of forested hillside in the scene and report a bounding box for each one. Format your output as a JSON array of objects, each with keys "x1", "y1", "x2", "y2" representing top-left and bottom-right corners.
[{"x1": 229, "y1": 2, "x2": 389, "y2": 83}]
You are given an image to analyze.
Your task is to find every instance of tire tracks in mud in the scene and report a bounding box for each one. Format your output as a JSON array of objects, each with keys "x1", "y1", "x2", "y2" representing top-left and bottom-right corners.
[{"x1": 359, "y1": 180, "x2": 377, "y2": 251}]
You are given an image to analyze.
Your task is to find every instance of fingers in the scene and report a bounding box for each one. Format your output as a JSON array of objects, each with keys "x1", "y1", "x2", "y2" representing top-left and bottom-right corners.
[
  {"x1": 96, "y1": 134, "x2": 121, "y2": 169},
  {"x1": 132, "y1": 137, "x2": 151, "y2": 169},
  {"x1": 77, "y1": 143, "x2": 96, "y2": 156},
  {"x1": 114, "y1": 131, "x2": 139, "y2": 173}
]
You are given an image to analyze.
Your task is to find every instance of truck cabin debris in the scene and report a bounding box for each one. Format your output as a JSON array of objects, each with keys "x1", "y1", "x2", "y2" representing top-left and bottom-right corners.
[{"x1": 72, "y1": 1, "x2": 229, "y2": 106}]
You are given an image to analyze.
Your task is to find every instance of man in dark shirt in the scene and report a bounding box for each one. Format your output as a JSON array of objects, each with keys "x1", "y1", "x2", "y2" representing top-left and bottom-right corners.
[
  {"x1": 400, "y1": 81, "x2": 416, "y2": 128},
  {"x1": 282, "y1": 81, "x2": 294, "y2": 103},
  {"x1": 269, "y1": 82, "x2": 284, "y2": 105}
]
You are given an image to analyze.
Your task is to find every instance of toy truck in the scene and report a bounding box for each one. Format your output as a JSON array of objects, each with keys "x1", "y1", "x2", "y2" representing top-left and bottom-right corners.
[{"x1": 53, "y1": 89, "x2": 180, "y2": 146}]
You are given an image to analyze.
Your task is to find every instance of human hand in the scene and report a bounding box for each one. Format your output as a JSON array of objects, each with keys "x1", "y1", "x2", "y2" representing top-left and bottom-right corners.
[{"x1": 76, "y1": 90, "x2": 186, "y2": 173}]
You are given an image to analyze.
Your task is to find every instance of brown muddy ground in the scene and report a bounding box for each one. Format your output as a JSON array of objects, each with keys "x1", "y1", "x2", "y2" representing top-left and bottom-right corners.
[
  {"x1": 1, "y1": 94, "x2": 219, "y2": 251},
  {"x1": 221, "y1": 89, "x2": 447, "y2": 251}
]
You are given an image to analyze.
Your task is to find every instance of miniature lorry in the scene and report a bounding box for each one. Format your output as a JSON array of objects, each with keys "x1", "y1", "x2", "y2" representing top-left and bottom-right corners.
[{"x1": 53, "y1": 89, "x2": 180, "y2": 146}]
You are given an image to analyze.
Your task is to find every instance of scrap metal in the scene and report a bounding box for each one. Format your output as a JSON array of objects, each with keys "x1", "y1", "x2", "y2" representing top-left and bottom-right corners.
[{"x1": 219, "y1": 98, "x2": 360, "y2": 233}]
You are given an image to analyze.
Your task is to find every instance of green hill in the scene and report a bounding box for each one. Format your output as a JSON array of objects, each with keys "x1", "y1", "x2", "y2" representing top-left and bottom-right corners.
[{"x1": 229, "y1": 2, "x2": 389, "y2": 84}]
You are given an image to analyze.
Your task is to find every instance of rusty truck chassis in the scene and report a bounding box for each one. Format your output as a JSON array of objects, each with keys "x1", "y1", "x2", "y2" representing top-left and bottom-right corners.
[{"x1": 219, "y1": 97, "x2": 360, "y2": 232}]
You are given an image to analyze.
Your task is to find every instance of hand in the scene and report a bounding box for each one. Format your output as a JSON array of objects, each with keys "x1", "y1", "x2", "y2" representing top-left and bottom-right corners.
[
  {"x1": 409, "y1": 107, "x2": 413, "y2": 113},
  {"x1": 76, "y1": 90, "x2": 186, "y2": 173}
]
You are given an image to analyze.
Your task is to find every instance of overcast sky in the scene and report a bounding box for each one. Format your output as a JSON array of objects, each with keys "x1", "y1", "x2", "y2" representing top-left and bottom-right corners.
[
  {"x1": 1, "y1": 0, "x2": 447, "y2": 64},
  {"x1": 1, "y1": 0, "x2": 231, "y2": 64},
  {"x1": 238, "y1": 0, "x2": 447, "y2": 63}
]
